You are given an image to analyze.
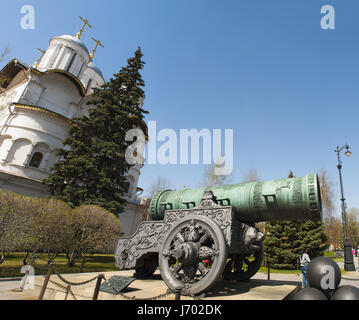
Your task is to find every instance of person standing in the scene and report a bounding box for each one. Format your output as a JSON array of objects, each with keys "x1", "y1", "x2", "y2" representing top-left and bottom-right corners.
[{"x1": 300, "y1": 249, "x2": 311, "y2": 288}]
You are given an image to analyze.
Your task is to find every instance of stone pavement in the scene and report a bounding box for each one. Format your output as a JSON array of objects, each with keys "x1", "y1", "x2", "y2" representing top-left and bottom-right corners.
[
  {"x1": 1, "y1": 257, "x2": 358, "y2": 300},
  {"x1": 0, "y1": 270, "x2": 299, "y2": 300}
]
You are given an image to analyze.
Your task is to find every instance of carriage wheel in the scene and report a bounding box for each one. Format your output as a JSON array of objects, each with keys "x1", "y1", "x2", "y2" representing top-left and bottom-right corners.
[
  {"x1": 223, "y1": 244, "x2": 264, "y2": 281},
  {"x1": 159, "y1": 215, "x2": 228, "y2": 296}
]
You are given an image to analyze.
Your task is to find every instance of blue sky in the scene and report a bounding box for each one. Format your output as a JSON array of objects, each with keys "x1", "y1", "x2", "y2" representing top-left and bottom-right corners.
[{"x1": 1, "y1": 0, "x2": 358, "y2": 212}]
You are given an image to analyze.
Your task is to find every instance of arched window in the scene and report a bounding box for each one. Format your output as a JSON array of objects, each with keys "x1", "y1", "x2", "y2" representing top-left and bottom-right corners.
[
  {"x1": 28, "y1": 142, "x2": 50, "y2": 169},
  {"x1": 29, "y1": 152, "x2": 43, "y2": 168},
  {"x1": 123, "y1": 182, "x2": 130, "y2": 194},
  {"x1": 7, "y1": 139, "x2": 32, "y2": 166}
]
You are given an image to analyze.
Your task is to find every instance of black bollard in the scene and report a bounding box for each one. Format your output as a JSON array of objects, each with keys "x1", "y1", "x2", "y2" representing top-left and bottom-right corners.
[
  {"x1": 64, "y1": 285, "x2": 71, "y2": 300},
  {"x1": 92, "y1": 274, "x2": 104, "y2": 300},
  {"x1": 38, "y1": 263, "x2": 54, "y2": 300},
  {"x1": 175, "y1": 288, "x2": 181, "y2": 300}
]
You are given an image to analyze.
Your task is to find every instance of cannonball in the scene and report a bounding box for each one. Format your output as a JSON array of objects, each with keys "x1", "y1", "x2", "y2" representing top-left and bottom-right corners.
[
  {"x1": 331, "y1": 285, "x2": 359, "y2": 300},
  {"x1": 292, "y1": 287, "x2": 328, "y2": 300},
  {"x1": 307, "y1": 257, "x2": 341, "y2": 294}
]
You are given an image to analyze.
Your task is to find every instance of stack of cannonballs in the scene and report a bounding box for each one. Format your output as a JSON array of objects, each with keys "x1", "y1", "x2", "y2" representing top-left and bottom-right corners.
[{"x1": 293, "y1": 256, "x2": 359, "y2": 300}]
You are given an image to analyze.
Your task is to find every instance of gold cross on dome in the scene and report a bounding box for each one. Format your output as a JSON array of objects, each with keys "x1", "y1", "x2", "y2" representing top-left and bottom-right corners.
[
  {"x1": 33, "y1": 48, "x2": 46, "y2": 68},
  {"x1": 90, "y1": 37, "x2": 104, "y2": 60},
  {"x1": 76, "y1": 16, "x2": 92, "y2": 39}
]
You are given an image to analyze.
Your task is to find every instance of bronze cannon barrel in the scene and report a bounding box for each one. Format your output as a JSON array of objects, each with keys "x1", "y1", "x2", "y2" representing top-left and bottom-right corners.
[{"x1": 149, "y1": 173, "x2": 322, "y2": 222}]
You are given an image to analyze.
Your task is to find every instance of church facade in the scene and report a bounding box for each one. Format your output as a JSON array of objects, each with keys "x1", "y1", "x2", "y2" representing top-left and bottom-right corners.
[{"x1": 0, "y1": 24, "x2": 148, "y2": 236}]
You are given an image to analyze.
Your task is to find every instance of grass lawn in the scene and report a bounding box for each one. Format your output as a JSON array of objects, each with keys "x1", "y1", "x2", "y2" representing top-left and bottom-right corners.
[
  {"x1": 0, "y1": 253, "x2": 118, "y2": 278},
  {"x1": 258, "y1": 267, "x2": 299, "y2": 274},
  {"x1": 256, "y1": 251, "x2": 347, "y2": 275},
  {"x1": 324, "y1": 250, "x2": 344, "y2": 262},
  {"x1": 0, "y1": 251, "x2": 349, "y2": 278}
]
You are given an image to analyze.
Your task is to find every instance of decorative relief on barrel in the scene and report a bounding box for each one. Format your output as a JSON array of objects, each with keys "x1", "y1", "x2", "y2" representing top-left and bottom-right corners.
[
  {"x1": 307, "y1": 173, "x2": 318, "y2": 212},
  {"x1": 253, "y1": 182, "x2": 265, "y2": 209},
  {"x1": 292, "y1": 178, "x2": 303, "y2": 205}
]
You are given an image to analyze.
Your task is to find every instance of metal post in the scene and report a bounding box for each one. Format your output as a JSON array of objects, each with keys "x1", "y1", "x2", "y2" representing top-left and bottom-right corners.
[
  {"x1": 64, "y1": 285, "x2": 71, "y2": 300},
  {"x1": 92, "y1": 274, "x2": 104, "y2": 300},
  {"x1": 335, "y1": 145, "x2": 355, "y2": 272},
  {"x1": 267, "y1": 265, "x2": 270, "y2": 280},
  {"x1": 296, "y1": 258, "x2": 299, "y2": 277},
  {"x1": 38, "y1": 263, "x2": 54, "y2": 300},
  {"x1": 175, "y1": 288, "x2": 181, "y2": 300}
]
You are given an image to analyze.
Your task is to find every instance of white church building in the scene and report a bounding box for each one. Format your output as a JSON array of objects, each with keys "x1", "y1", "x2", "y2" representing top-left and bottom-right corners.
[{"x1": 0, "y1": 23, "x2": 149, "y2": 236}]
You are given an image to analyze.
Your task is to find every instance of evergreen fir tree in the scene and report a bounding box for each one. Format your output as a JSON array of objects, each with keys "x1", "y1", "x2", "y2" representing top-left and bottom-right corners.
[
  {"x1": 264, "y1": 220, "x2": 328, "y2": 269},
  {"x1": 263, "y1": 171, "x2": 328, "y2": 269},
  {"x1": 44, "y1": 47, "x2": 148, "y2": 214}
]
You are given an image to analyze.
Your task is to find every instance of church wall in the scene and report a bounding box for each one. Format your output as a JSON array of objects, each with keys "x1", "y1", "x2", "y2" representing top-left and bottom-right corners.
[
  {"x1": 0, "y1": 171, "x2": 50, "y2": 198},
  {"x1": 7, "y1": 111, "x2": 71, "y2": 142},
  {"x1": 0, "y1": 83, "x2": 29, "y2": 129},
  {"x1": 21, "y1": 80, "x2": 46, "y2": 106},
  {"x1": 118, "y1": 200, "x2": 149, "y2": 237},
  {"x1": 80, "y1": 68, "x2": 105, "y2": 95},
  {"x1": 30, "y1": 74, "x2": 81, "y2": 119},
  {"x1": 0, "y1": 111, "x2": 70, "y2": 182}
]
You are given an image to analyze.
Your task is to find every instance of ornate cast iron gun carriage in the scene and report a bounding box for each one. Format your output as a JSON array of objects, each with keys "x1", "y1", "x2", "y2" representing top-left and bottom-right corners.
[{"x1": 115, "y1": 173, "x2": 322, "y2": 296}]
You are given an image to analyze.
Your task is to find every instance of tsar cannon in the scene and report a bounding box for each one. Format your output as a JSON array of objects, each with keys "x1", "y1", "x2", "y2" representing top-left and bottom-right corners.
[{"x1": 115, "y1": 173, "x2": 322, "y2": 296}]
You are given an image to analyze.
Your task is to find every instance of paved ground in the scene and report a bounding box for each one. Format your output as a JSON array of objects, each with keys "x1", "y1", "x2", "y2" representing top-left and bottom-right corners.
[
  {"x1": 1, "y1": 257, "x2": 358, "y2": 300},
  {"x1": 0, "y1": 270, "x2": 299, "y2": 300}
]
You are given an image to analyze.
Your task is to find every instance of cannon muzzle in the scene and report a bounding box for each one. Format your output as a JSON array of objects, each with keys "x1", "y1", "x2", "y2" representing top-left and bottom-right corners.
[{"x1": 150, "y1": 173, "x2": 322, "y2": 222}]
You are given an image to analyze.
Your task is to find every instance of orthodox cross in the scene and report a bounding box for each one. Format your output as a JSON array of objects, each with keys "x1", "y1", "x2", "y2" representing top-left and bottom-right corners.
[
  {"x1": 76, "y1": 16, "x2": 92, "y2": 39},
  {"x1": 33, "y1": 48, "x2": 46, "y2": 68},
  {"x1": 90, "y1": 37, "x2": 104, "y2": 60}
]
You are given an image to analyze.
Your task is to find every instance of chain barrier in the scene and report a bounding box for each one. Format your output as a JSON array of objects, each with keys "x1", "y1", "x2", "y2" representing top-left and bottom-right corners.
[
  {"x1": 101, "y1": 275, "x2": 203, "y2": 300},
  {"x1": 53, "y1": 264, "x2": 99, "y2": 286},
  {"x1": 46, "y1": 277, "x2": 77, "y2": 300},
  {"x1": 30, "y1": 257, "x2": 99, "y2": 286},
  {"x1": 30, "y1": 257, "x2": 203, "y2": 300}
]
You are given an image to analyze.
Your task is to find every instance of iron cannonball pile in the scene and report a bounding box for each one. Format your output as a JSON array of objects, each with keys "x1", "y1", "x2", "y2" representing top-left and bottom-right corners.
[{"x1": 293, "y1": 257, "x2": 359, "y2": 300}]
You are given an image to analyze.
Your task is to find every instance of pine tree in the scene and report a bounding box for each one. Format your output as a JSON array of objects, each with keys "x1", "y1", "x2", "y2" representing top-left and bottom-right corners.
[
  {"x1": 264, "y1": 220, "x2": 328, "y2": 269},
  {"x1": 263, "y1": 171, "x2": 328, "y2": 269},
  {"x1": 44, "y1": 47, "x2": 148, "y2": 214}
]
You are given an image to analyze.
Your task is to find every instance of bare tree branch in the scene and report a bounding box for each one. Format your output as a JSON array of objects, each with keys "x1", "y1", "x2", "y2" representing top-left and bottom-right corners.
[
  {"x1": 242, "y1": 168, "x2": 260, "y2": 183},
  {"x1": 200, "y1": 161, "x2": 233, "y2": 187},
  {"x1": 148, "y1": 176, "x2": 172, "y2": 197}
]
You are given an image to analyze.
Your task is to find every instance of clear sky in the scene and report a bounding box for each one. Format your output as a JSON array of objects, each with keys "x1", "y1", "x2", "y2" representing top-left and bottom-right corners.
[{"x1": 1, "y1": 0, "x2": 358, "y2": 213}]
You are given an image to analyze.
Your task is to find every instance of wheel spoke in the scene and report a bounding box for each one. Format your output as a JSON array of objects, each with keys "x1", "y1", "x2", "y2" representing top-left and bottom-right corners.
[
  {"x1": 197, "y1": 262, "x2": 208, "y2": 276},
  {"x1": 163, "y1": 246, "x2": 184, "y2": 260},
  {"x1": 199, "y1": 231, "x2": 210, "y2": 244},
  {"x1": 171, "y1": 262, "x2": 183, "y2": 274},
  {"x1": 175, "y1": 231, "x2": 185, "y2": 244}
]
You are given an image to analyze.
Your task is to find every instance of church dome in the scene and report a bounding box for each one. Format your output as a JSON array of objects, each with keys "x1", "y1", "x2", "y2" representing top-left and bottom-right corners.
[
  {"x1": 36, "y1": 34, "x2": 91, "y2": 79},
  {"x1": 87, "y1": 61, "x2": 103, "y2": 78},
  {"x1": 52, "y1": 35, "x2": 89, "y2": 53}
]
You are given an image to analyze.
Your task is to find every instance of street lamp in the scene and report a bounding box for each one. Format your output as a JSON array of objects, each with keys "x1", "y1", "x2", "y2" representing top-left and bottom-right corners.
[{"x1": 334, "y1": 144, "x2": 355, "y2": 271}]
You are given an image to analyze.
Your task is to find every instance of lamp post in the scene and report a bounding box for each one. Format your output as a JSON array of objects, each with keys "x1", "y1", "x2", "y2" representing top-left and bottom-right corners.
[{"x1": 334, "y1": 144, "x2": 355, "y2": 271}]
